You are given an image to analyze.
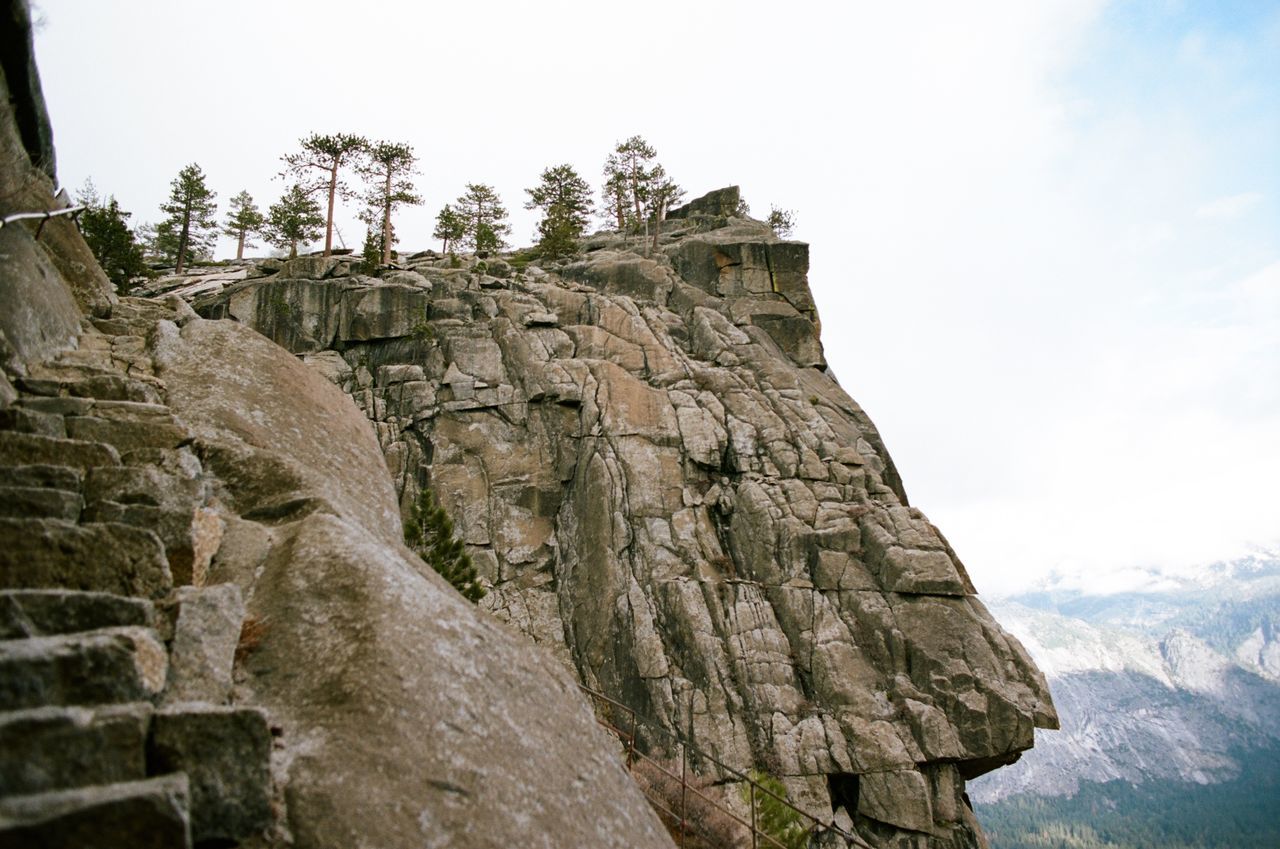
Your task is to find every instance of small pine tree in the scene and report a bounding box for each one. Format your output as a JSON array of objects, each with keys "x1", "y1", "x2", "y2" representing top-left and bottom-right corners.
[
  {"x1": 404, "y1": 488, "x2": 486, "y2": 602},
  {"x1": 222, "y1": 190, "x2": 265, "y2": 260},
  {"x1": 263, "y1": 185, "x2": 325, "y2": 259},
  {"x1": 76, "y1": 181, "x2": 148, "y2": 294},
  {"x1": 159, "y1": 162, "x2": 218, "y2": 273},
  {"x1": 433, "y1": 204, "x2": 466, "y2": 255},
  {"x1": 454, "y1": 183, "x2": 511, "y2": 254},
  {"x1": 525, "y1": 164, "x2": 594, "y2": 260},
  {"x1": 767, "y1": 206, "x2": 796, "y2": 238},
  {"x1": 742, "y1": 771, "x2": 810, "y2": 849}
]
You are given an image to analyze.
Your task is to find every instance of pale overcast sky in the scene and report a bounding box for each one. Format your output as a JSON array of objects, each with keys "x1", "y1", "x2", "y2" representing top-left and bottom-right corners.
[{"x1": 31, "y1": 0, "x2": 1280, "y2": 596}]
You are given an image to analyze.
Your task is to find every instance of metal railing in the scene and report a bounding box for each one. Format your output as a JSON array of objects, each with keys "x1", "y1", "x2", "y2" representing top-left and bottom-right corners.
[
  {"x1": 579, "y1": 684, "x2": 868, "y2": 849},
  {"x1": 0, "y1": 199, "x2": 85, "y2": 240}
]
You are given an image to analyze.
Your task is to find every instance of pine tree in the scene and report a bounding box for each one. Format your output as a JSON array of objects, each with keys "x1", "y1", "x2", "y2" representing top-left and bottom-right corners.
[
  {"x1": 280, "y1": 132, "x2": 368, "y2": 256},
  {"x1": 357, "y1": 140, "x2": 422, "y2": 265},
  {"x1": 767, "y1": 206, "x2": 796, "y2": 237},
  {"x1": 525, "y1": 164, "x2": 594, "y2": 259},
  {"x1": 404, "y1": 488, "x2": 486, "y2": 602},
  {"x1": 454, "y1": 183, "x2": 511, "y2": 254},
  {"x1": 263, "y1": 185, "x2": 325, "y2": 259},
  {"x1": 601, "y1": 168, "x2": 630, "y2": 231},
  {"x1": 221, "y1": 190, "x2": 265, "y2": 260},
  {"x1": 603, "y1": 135, "x2": 658, "y2": 229},
  {"x1": 433, "y1": 204, "x2": 466, "y2": 255},
  {"x1": 76, "y1": 180, "x2": 148, "y2": 294},
  {"x1": 741, "y1": 772, "x2": 810, "y2": 849},
  {"x1": 159, "y1": 162, "x2": 217, "y2": 273}
]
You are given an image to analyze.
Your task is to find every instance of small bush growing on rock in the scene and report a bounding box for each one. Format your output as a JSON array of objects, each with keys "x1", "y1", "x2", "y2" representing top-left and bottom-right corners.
[
  {"x1": 740, "y1": 771, "x2": 811, "y2": 849},
  {"x1": 405, "y1": 488, "x2": 486, "y2": 602}
]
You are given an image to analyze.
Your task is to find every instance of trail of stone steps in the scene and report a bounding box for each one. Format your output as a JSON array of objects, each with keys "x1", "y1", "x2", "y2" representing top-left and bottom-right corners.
[{"x1": 0, "y1": 302, "x2": 274, "y2": 847}]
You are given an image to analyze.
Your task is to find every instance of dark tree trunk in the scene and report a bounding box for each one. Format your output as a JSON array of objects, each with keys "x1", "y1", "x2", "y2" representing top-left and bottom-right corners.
[
  {"x1": 235, "y1": 229, "x2": 245, "y2": 261},
  {"x1": 324, "y1": 163, "x2": 338, "y2": 257},
  {"x1": 176, "y1": 198, "x2": 191, "y2": 274},
  {"x1": 381, "y1": 168, "x2": 392, "y2": 265}
]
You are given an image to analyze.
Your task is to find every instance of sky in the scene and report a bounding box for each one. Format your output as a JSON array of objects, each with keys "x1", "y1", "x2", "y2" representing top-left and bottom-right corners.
[{"x1": 30, "y1": 0, "x2": 1280, "y2": 596}]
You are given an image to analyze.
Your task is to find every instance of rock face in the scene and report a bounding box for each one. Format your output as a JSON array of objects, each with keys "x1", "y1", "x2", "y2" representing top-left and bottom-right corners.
[
  {"x1": 0, "y1": 9, "x2": 674, "y2": 847},
  {"x1": 196, "y1": 190, "x2": 1057, "y2": 845}
]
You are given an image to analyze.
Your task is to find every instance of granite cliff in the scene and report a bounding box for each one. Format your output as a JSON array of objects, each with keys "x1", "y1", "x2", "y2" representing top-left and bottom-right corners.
[{"x1": 184, "y1": 187, "x2": 1057, "y2": 845}]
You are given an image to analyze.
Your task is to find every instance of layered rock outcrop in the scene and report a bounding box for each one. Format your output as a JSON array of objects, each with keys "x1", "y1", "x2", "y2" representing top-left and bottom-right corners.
[
  {"x1": 194, "y1": 191, "x2": 1057, "y2": 845},
  {"x1": 0, "y1": 6, "x2": 674, "y2": 846}
]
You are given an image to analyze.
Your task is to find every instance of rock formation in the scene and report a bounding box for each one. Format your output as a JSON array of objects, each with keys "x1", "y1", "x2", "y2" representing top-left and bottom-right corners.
[
  {"x1": 0, "y1": 2, "x2": 1055, "y2": 843},
  {"x1": 0, "y1": 4, "x2": 674, "y2": 847},
  {"x1": 190, "y1": 190, "x2": 1057, "y2": 844}
]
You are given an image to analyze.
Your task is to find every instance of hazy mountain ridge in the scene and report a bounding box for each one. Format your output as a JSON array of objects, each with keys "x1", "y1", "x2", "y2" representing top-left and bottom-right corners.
[{"x1": 970, "y1": 553, "x2": 1280, "y2": 803}]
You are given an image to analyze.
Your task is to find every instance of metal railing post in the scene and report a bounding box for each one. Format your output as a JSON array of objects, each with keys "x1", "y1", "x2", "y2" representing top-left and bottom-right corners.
[
  {"x1": 679, "y1": 740, "x2": 687, "y2": 848},
  {"x1": 750, "y1": 781, "x2": 758, "y2": 849},
  {"x1": 626, "y1": 705, "x2": 637, "y2": 769}
]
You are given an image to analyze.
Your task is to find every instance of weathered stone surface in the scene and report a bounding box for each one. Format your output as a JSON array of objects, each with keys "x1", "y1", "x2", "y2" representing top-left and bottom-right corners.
[
  {"x1": 148, "y1": 705, "x2": 270, "y2": 844},
  {"x1": 0, "y1": 430, "x2": 120, "y2": 469},
  {"x1": 0, "y1": 702, "x2": 151, "y2": 795},
  {"x1": 0, "y1": 627, "x2": 166, "y2": 709},
  {"x1": 0, "y1": 589, "x2": 153, "y2": 639},
  {"x1": 0, "y1": 518, "x2": 172, "y2": 598},
  {"x1": 191, "y1": 191, "x2": 1056, "y2": 848},
  {"x1": 152, "y1": 311, "x2": 674, "y2": 849},
  {"x1": 0, "y1": 773, "x2": 191, "y2": 849},
  {"x1": 161, "y1": 584, "x2": 243, "y2": 704}
]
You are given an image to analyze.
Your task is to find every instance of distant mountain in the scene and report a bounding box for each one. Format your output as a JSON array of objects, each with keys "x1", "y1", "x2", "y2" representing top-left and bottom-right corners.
[{"x1": 971, "y1": 553, "x2": 1280, "y2": 848}]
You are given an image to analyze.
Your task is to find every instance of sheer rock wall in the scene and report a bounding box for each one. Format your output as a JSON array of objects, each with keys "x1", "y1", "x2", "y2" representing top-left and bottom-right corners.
[{"x1": 196, "y1": 201, "x2": 1057, "y2": 848}]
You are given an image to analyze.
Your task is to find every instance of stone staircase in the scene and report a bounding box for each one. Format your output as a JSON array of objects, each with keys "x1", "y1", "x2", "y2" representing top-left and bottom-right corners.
[{"x1": 0, "y1": 299, "x2": 274, "y2": 847}]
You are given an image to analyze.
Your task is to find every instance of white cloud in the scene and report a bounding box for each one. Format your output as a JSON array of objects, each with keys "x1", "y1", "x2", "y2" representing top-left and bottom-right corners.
[{"x1": 1195, "y1": 191, "x2": 1264, "y2": 219}]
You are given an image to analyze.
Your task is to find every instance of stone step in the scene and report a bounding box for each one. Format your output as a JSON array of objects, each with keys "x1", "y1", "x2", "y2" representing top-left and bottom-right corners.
[
  {"x1": 0, "y1": 430, "x2": 120, "y2": 471},
  {"x1": 64, "y1": 414, "x2": 189, "y2": 453},
  {"x1": 0, "y1": 702, "x2": 151, "y2": 796},
  {"x1": 16, "y1": 370, "x2": 163, "y2": 405},
  {"x1": 0, "y1": 773, "x2": 191, "y2": 849},
  {"x1": 0, "y1": 590, "x2": 154, "y2": 639},
  {"x1": 0, "y1": 407, "x2": 65, "y2": 438},
  {"x1": 0, "y1": 486, "x2": 81, "y2": 521},
  {"x1": 0, "y1": 518, "x2": 172, "y2": 599},
  {"x1": 0, "y1": 627, "x2": 167, "y2": 711},
  {"x1": 149, "y1": 705, "x2": 272, "y2": 845}
]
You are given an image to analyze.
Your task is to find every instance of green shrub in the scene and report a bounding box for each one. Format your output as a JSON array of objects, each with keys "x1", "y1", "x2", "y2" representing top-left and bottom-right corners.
[
  {"x1": 404, "y1": 488, "x2": 486, "y2": 602},
  {"x1": 742, "y1": 771, "x2": 811, "y2": 849}
]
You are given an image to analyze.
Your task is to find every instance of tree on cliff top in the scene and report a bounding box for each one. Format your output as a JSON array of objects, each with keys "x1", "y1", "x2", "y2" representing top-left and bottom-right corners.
[
  {"x1": 263, "y1": 184, "x2": 324, "y2": 259},
  {"x1": 525, "y1": 164, "x2": 594, "y2": 259},
  {"x1": 433, "y1": 204, "x2": 465, "y2": 255},
  {"x1": 767, "y1": 206, "x2": 796, "y2": 238},
  {"x1": 280, "y1": 132, "x2": 368, "y2": 256},
  {"x1": 454, "y1": 183, "x2": 511, "y2": 254},
  {"x1": 357, "y1": 140, "x2": 421, "y2": 265},
  {"x1": 159, "y1": 162, "x2": 217, "y2": 273},
  {"x1": 603, "y1": 135, "x2": 658, "y2": 228},
  {"x1": 221, "y1": 190, "x2": 265, "y2": 260}
]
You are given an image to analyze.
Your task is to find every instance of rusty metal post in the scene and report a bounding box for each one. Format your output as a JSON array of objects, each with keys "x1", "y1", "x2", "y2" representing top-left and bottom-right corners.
[
  {"x1": 750, "y1": 781, "x2": 758, "y2": 849},
  {"x1": 679, "y1": 741, "x2": 687, "y2": 848},
  {"x1": 626, "y1": 705, "x2": 637, "y2": 769}
]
